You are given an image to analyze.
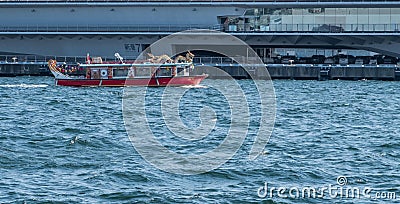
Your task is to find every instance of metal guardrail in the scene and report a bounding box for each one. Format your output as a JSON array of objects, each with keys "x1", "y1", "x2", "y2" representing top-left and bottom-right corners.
[
  {"x1": 2, "y1": 55, "x2": 397, "y2": 68},
  {"x1": 1, "y1": 24, "x2": 400, "y2": 33},
  {"x1": 0, "y1": 24, "x2": 223, "y2": 33},
  {"x1": 0, "y1": 0, "x2": 400, "y2": 2},
  {"x1": 226, "y1": 23, "x2": 400, "y2": 33},
  {"x1": 0, "y1": 55, "x2": 239, "y2": 64},
  {"x1": 0, "y1": 55, "x2": 137, "y2": 64}
]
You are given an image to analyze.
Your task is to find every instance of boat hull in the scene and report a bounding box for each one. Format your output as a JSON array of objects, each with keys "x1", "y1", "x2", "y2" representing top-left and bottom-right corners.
[{"x1": 55, "y1": 75, "x2": 208, "y2": 87}]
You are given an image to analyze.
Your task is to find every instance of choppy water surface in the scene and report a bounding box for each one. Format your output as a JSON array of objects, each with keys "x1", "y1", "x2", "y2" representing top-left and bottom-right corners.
[{"x1": 0, "y1": 76, "x2": 399, "y2": 203}]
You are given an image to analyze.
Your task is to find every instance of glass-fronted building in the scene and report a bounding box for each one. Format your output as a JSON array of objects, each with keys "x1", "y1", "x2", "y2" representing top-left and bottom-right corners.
[{"x1": 224, "y1": 7, "x2": 400, "y2": 32}]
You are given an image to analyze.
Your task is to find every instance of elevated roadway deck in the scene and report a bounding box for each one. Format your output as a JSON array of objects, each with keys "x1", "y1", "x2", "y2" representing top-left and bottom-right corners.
[{"x1": 0, "y1": 0, "x2": 400, "y2": 57}]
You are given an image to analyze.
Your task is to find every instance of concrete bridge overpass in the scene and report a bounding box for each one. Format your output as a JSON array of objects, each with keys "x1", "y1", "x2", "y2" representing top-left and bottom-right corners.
[
  {"x1": 1, "y1": 0, "x2": 400, "y2": 57},
  {"x1": 1, "y1": 30, "x2": 400, "y2": 58}
]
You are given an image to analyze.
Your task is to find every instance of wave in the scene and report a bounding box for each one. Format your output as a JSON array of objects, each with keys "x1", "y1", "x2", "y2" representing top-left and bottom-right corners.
[
  {"x1": 180, "y1": 84, "x2": 208, "y2": 89},
  {"x1": 0, "y1": 84, "x2": 48, "y2": 88}
]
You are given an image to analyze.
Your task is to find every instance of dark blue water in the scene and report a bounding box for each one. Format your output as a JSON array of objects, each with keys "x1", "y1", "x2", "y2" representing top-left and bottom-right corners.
[{"x1": 1, "y1": 76, "x2": 399, "y2": 203}]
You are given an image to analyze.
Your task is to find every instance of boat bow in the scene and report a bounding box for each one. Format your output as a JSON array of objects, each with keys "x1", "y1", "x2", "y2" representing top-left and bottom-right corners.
[{"x1": 48, "y1": 59, "x2": 72, "y2": 79}]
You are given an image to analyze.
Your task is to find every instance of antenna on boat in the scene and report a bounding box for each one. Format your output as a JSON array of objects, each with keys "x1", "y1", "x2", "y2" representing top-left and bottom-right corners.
[{"x1": 114, "y1": 52, "x2": 124, "y2": 64}]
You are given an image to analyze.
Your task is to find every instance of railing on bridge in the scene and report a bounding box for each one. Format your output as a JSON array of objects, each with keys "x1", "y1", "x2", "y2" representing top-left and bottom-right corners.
[
  {"x1": 1, "y1": 0, "x2": 400, "y2": 2},
  {"x1": 225, "y1": 23, "x2": 400, "y2": 33},
  {"x1": 3, "y1": 55, "x2": 398, "y2": 67},
  {"x1": 1, "y1": 23, "x2": 399, "y2": 33},
  {"x1": 0, "y1": 55, "x2": 138, "y2": 64},
  {"x1": 0, "y1": 55, "x2": 272, "y2": 65},
  {"x1": 0, "y1": 55, "x2": 244, "y2": 64},
  {"x1": 0, "y1": 24, "x2": 223, "y2": 33}
]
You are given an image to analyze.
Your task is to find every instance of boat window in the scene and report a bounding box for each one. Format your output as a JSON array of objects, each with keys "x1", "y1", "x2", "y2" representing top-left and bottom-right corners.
[
  {"x1": 135, "y1": 67, "x2": 153, "y2": 77},
  {"x1": 91, "y1": 70, "x2": 100, "y2": 79},
  {"x1": 176, "y1": 67, "x2": 185, "y2": 76},
  {"x1": 157, "y1": 67, "x2": 172, "y2": 77},
  {"x1": 113, "y1": 69, "x2": 128, "y2": 77}
]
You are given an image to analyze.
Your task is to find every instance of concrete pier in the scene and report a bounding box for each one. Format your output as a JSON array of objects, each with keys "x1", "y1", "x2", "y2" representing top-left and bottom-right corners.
[
  {"x1": 266, "y1": 65, "x2": 320, "y2": 80},
  {"x1": 329, "y1": 66, "x2": 395, "y2": 80},
  {"x1": 192, "y1": 64, "x2": 400, "y2": 81},
  {"x1": 0, "y1": 63, "x2": 50, "y2": 77},
  {"x1": 1, "y1": 61, "x2": 400, "y2": 81}
]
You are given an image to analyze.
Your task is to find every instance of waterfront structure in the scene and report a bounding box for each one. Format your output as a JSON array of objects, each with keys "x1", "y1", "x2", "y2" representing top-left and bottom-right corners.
[{"x1": 1, "y1": 0, "x2": 400, "y2": 59}]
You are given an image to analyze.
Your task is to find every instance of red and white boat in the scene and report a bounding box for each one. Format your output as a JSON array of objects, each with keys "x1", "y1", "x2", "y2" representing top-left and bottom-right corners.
[{"x1": 48, "y1": 53, "x2": 208, "y2": 87}]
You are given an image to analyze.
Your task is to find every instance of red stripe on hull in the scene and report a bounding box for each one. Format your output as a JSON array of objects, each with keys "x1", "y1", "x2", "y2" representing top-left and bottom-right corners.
[{"x1": 55, "y1": 75, "x2": 207, "y2": 87}]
